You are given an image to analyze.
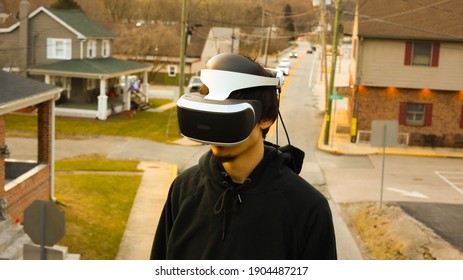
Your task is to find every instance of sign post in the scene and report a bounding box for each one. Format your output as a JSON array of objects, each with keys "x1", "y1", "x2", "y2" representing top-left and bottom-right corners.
[
  {"x1": 371, "y1": 120, "x2": 399, "y2": 209},
  {"x1": 23, "y1": 200, "x2": 65, "y2": 260}
]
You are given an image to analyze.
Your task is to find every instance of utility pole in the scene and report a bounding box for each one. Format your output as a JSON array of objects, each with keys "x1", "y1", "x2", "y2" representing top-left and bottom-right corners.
[
  {"x1": 323, "y1": 0, "x2": 342, "y2": 145},
  {"x1": 263, "y1": 25, "x2": 272, "y2": 67},
  {"x1": 319, "y1": 0, "x2": 329, "y2": 106},
  {"x1": 258, "y1": 0, "x2": 265, "y2": 59},
  {"x1": 179, "y1": 0, "x2": 188, "y2": 97}
]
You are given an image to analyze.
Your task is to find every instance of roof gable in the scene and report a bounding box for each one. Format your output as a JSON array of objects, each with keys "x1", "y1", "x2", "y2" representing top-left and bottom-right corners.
[
  {"x1": 353, "y1": 0, "x2": 463, "y2": 41},
  {"x1": 0, "y1": 6, "x2": 114, "y2": 39},
  {"x1": 46, "y1": 8, "x2": 114, "y2": 39},
  {"x1": 1, "y1": 6, "x2": 115, "y2": 38}
]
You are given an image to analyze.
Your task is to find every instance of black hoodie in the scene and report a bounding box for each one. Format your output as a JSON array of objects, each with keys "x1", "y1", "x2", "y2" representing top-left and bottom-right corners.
[{"x1": 150, "y1": 143, "x2": 337, "y2": 259}]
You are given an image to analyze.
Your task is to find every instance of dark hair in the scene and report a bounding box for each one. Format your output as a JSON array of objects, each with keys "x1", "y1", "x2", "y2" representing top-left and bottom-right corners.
[{"x1": 199, "y1": 56, "x2": 279, "y2": 138}]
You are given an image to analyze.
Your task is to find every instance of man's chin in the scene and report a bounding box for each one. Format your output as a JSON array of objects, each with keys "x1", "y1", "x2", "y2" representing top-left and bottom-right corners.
[{"x1": 211, "y1": 151, "x2": 235, "y2": 163}]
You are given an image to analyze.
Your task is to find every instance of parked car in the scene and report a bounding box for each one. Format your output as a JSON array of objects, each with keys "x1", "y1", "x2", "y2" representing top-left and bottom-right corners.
[
  {"x1": 276, "y1": 58, "x2": 291, "y2": 76},
  {"x1": 289, "y1": 51, "x2": 298, "y2": 58},
  {"x1": 187, "y1": 76, "x2": 203, "y2": 93},
  {"x1": 279, "y1": 58, "x2": 290, "y2": 66}
]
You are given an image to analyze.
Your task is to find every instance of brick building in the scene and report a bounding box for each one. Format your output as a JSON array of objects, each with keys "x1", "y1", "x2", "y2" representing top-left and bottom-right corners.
[
  {"x1": 0, "y1": 71, "x2": 61, "y2": 222},
  {"x1": 345, "y1": 0, "x2": 463, "y2": 147}
]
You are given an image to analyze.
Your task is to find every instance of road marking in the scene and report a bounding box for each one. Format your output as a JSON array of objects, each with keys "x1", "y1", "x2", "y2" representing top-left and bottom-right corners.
[
  {"x1": 435, "y1": 171, "x2": 463, "y2": 196},
  {"x1": 386, "y1": 187, "x2": 429, "y2": 199}
]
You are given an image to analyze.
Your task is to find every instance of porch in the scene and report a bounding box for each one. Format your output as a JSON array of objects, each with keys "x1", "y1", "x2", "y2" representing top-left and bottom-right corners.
[
  {"x1": 55, "y1": 93, "x2": 125, "y2": 119},
  {"x1": 28, "y1": 57, "x2": 152, "y2": 120}
]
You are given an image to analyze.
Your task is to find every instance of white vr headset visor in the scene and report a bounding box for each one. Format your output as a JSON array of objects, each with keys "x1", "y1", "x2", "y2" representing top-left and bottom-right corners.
[{"x1": 177, "y1": 69, "x2": 281, "y2": 146}]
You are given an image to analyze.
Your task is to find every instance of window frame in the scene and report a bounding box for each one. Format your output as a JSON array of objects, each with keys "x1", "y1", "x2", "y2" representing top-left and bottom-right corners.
[
  {"x1": 47, "y1": 38, "x2": 72, "y2": 60},
  {"x1": 404, "y1": 41, "x2": 440, "y2": 67},
  {"x1": 102, "y1": 39, "x2": 111, "y2": 58},
  {"x1": 167, "y1": 65, "x2": 177, "y2": 77},
  {"x1": 399, "y1": 102, "x2": 433, "y2": 127},
  {"x1": 87, "y1": 39, "x2": 97, "y2": 58},
  {"x1": 406, "y1": 103, "x2": 426, "y2": 126}
]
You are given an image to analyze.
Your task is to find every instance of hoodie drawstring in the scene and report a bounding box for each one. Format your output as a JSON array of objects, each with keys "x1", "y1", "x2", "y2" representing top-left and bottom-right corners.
[{"x1": 214, "y1": 183, "x2": 243, "y2": 240}]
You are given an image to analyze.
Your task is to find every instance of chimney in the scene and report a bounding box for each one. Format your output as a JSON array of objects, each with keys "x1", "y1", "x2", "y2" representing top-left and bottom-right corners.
[{"x1": 19, "y1": 0, "x2": 30, "y2": 76}]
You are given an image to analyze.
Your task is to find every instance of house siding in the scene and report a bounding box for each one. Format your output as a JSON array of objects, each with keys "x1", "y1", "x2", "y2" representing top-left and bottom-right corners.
[
  {"x1": 31, "y1": 12, "x2": 81, "y2": 64},
  {"x1": 359, "y1": 39, "x2": 463, "y2": 91},
  {"x1": 0, "y1": 29, "x2": 21, "y2": 70}
]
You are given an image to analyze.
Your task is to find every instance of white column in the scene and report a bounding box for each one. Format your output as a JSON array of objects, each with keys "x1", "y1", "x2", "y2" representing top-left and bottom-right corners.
[
  {"x1": 44, "y1": 75, "x2": 51, "y2": 84},
  {"x1": 97, "y1": 79, "x2": 108, "y2": 120},
  {"x1": 123, "y1": 75, "x2": 131, "y2": 110},
  {"x1": 143, "y1": 71, "x2": 149, "y2": 103}
]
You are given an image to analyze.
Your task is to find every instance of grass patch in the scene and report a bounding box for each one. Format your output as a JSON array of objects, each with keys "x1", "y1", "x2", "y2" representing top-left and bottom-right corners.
[
  {"x1": 54, "y1": 156, "x2": 142, "y2": 260},
  {"x1": 55, "y1": 154, "x2": 140, "y2": 172},
  {"x1": 149, "y1": 98, "x2": 173, "y2": 108},
  {"x1": 344, "y1": 202, "x2": 406, "y2": 260},
  {"x1": 5, "y1": 106, "x2": 181, "y2": 142}
]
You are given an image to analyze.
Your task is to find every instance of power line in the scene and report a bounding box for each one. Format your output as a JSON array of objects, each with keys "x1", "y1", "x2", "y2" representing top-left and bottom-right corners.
[
  {"x1": 344, "y1": 10, "x2": 463, "y2": 40},
  {"x1": 347, "y1": 0, "x2": 463, "y2": 40}
]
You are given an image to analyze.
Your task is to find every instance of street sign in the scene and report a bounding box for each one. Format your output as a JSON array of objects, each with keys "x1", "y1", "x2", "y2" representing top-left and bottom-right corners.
[
  {"x1": 371, "y1": 120, "x2": 399, "y2": 147},
  {"x1": 24, "y1": 200, "x2": 65, "y2": 247},
  {"x1": 329, "y1": 95, "x2": 344, "y2": 100}
]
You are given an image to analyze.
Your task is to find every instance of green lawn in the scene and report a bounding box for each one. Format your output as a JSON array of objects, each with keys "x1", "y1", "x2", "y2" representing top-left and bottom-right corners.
[
  {"x1": 5, "y1": 98, "x2": 181, "y2": 142},
  {"x1": 54, "y1": 155, "x2": 142, "y2": 260}
]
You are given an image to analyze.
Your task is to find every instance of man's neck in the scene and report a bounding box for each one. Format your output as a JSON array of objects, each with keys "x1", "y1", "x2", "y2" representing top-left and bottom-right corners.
[{"x1": 222, "y1": 143, "x2": 264, "y2": 184}]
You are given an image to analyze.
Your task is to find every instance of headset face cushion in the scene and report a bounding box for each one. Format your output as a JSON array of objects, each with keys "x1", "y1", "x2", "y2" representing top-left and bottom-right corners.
[{"x1": 177, "y1": 94, "x2": 262, "y2": 146}]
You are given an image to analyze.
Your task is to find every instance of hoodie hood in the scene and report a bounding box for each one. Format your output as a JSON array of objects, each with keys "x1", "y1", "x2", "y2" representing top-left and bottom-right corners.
[{"x1": 198, "y1": 142, "x2": 305, "y2": 192}]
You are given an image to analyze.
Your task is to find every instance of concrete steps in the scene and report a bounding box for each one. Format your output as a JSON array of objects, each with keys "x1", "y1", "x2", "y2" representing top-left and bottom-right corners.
[{"x1": 0, "y1": 218, "x2": 80, "y2": 260}]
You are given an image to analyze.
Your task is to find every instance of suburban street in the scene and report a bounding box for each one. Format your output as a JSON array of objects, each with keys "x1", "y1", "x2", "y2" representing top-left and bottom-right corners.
[{"x1": 7, "y1": 41, "x2": 463, "y2": 259}]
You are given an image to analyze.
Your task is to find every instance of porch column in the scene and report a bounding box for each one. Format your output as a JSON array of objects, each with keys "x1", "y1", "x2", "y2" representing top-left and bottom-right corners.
[
  {"x1": 44, "y1": 75, "x2": 51, "y2": 84},
  {"x1": 97, "y1": 79, "x2": 108, "y2": 120},
  {"x1": 123, "y1": 75, "x2": 130, "y2": 111},
  {"x1": 143, "y1": 71, "x2": 149, "y2": 103}
]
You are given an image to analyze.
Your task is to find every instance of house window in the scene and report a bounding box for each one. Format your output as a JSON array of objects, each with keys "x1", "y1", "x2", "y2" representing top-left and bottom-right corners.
[
  {"x1": 399, "y1": 102, "x2": 433, "y2": 126},
  {"x1": 87, "y1": 40, "x2": 97, "y2": 58},
  {"x1": 47, "y1": 38, "x2": 72, "y2": 59},
  {"x1": 404, "y1": 42, "x2": 440, "y2": 67},
  {"x1": 168, "y1": 65, "x2": 177, "y2": 77},
  {"x1": 412, "y1": 43, "x2": 432, "y2": 65},
  {"x1": 102, "y1": 40, "x2": 110, "y2": 57}
]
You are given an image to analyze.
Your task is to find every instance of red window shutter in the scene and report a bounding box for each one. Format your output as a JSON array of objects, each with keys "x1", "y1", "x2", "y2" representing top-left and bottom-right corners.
[
  {"x1": 399, "y1": 102, "x2": 407, "y2": 124},
  {"x1": 424, "y1": 103, "x2": 433, "y2": 126},
  {"x1": 431, "y1": 43, "x2": 440, "y2": 67},
  {"x1": 404, "y1": 42, "x2": 413, "y2": 65},
  {"x1": 460, "y1": 105, "x2": 463, "y2": 128}
]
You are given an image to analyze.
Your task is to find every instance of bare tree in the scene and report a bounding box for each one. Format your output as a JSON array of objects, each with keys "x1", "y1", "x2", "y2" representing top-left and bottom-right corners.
[{"x1": 103, "y1": 0, "x2": 134, "y2": 23}]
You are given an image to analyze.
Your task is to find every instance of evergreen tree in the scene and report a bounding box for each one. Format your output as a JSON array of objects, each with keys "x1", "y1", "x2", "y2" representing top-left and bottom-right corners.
[
  {"x1": 51, "y1": 0, "x2": 82, "y2": 10},
  {"x1": 283, "y1": 4, "x2": 295, "y2": 41}
]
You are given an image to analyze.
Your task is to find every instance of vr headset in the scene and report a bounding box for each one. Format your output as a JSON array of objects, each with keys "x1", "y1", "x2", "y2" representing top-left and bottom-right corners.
[{"x1": 177, "y1": 67, "x2": 284, "y2": 146}]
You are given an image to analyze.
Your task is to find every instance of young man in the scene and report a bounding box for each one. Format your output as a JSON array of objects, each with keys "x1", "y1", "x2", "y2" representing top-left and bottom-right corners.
[{"x1": 151, "y1": 53, "x2": 337, "y2": 259}]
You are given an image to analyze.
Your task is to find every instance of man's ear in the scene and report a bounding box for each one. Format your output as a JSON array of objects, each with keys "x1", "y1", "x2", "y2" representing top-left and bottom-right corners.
[{"x1": 259, "y1": 118, "x2": 274, "y2": 130}]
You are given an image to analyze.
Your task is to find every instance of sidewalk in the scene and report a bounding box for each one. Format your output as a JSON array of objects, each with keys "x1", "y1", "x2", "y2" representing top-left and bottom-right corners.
[
  {"x1": 116, "y1": 161, "x2": 177, "y2": 260},
  {"x1": 317, "y1": 109, "x2": 463, "y2": 159}
]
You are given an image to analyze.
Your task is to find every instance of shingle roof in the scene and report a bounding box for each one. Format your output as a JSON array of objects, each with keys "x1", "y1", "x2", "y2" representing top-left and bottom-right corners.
[
  {"x1": 48, "y1": 8, "x2": 115, "y2": 39},
  {"x1": 347, "y1": 0, "x2": 463, "y2": 41},
  {"x1": 0, "y1": 71, "x2": 60, "y2": 105},
  {"x1": 28, "y1": 57, "x2": 151, "y2": 78}
]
